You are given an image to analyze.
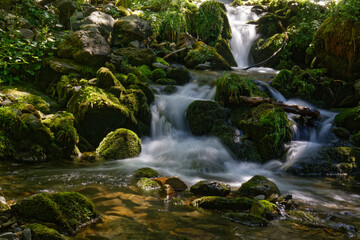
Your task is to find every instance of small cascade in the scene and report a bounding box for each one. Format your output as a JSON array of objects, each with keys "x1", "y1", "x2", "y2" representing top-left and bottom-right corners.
[{"x1": 225, "y1": 5, "x2": 260, "y2": 68}]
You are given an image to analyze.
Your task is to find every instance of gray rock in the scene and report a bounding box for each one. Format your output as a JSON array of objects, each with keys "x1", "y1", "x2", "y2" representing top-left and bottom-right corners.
[
  {"x1": 128, "y1": 40, "x2": 140, "y2": 49},
  {"x1": 23, "y1": 228, "x2": 31, "y2": 240},
  {"x1": 18, "y1": 28, "x2": 34, "y2": 40},
  {"x1": 58, "y1": 28, "x2": 111, "y2": 67},
  {"x1": 0, "y1": 232, "x2": 14, "y2": 240},
  {"x1": 73, "y1": 11, "x2": 84, "y2": 21},
  {"x1": 83, "y1": 11, "x2": 114, "y2": 38},
  {"x1": 152, "y1": 62, "x2": 168, "y2": 71},
  {"x1": 112, "y1": 15, "x2": 152, "y2": 48}
]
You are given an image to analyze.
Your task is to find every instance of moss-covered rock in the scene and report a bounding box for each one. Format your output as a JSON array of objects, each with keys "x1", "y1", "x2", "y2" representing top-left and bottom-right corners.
[
  {"x1": 113, "y1": 48, "x2": 155, "y2": 66},
  {"x1": 137, "y1": 177, "x2": 162, "y2": 192},
  {"x1": 151, "y1": 68, "x2": 166, "y2": 81},
  {"x1": 190, "y1": 181, "x2": 230, "y2": 197},
  {"x1": 236, "y1": 175, "x2": 281, "y2": 198},
  {"x1": 13, "y1": 192, "x2": 98, "y2": 235},
  {"x1": 96, "y1": 128, "x2": 141, "y2": 160},
  {"x1": 55, "y1": 75, "x2": 78, "y2": 108},
  {"x1": 186, "y1": 100, "x2": 227, "y2": 136},
  {"x1": 313, "y1": 16, "x2": 360, "y2": 81},
  {"x1": 287, "y1": 210, "x2": 319, "y2": 224},
  {"x1": 250, "y1": 33, "x2": 284, "y2": 68},
  {"x1": 215, "y1": 73, "x2": 267, "y2": 108},
  {"x1": 334, "y1": 106, "x2": 360, "y2": 133},
  {"x1": 66, "y1": 85, "x2": 141, "y2": 147},
  {"x1": 215, "y1": 39, "x2": 237, "y2": 67},
  {"x1": 96, "y1": 67, "x2": 125, "y2": 90},
  {"x1": 224, "y1": 212, "x2": 269, "y2": 226},
  {"x1": 128, "y1": 82, "x2": 155, "y2": 104},
  {"x1": 28, "y1": 223, "x2": 67, "y2": 240},
  {"x1": 351, "y1": 132, "x2": 360, "y2": 147},
  {"x1": 133, "y1": 167, "x2": 159, "y2": 178},
  {"x1": 238, "y1": 103, "x2": 291, "y2": 161},
  {"x1": 250, "y1": 200, "x2": 278, "y2": 220},
  {"x1": 0, "y1": 196, "x2": 10, "y2": 211},
  {"x1": 191, "y1": 196, "x2": 255, "y2": 210},
  {"x1": 156, "y1": 78, "x2": 177, "y2": 85},
  {"x1": 166, "y1": 66, "x2": 191, "y2": 85}
]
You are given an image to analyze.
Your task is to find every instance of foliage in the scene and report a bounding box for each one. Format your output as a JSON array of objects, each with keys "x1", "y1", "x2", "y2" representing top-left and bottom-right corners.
[
  {"x1": 159, "y1": 11, "x2": 187, "y2": 42},
  {"x1": 332, "y1": 0, "x2": 360, "y2": 22}
]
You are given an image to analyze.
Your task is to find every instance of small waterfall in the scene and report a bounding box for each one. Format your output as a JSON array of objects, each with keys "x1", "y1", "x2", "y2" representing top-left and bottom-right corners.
[{"x1": 225, "y1": 5, "x2": 260, "y2": 68}]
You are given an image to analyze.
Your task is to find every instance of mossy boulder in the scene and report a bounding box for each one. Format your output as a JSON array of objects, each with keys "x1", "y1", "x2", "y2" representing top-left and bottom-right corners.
[
  {"x1": 250, "y1": 200, "x2": 278, "y2": 220},
  {"x1": 112, "y1": 15, "x2": 152, "y2": 48},
  {"x1": 313, "y1": 16, "x2": 360, "y2": 81},
  {"x1": 224, "y1": 212, "x2": 269, "y2": 226},
  {"x1": 215, "y1": 39, "x2": 237, "y2": 67},
  {"x1": 42, "y1": 112, "x2": 79, "y2": 157},
  {"x1": 113, "y1": 48, "x2": 155, "y2": 66},
  {"x1": 128, "y1": 82, "x2": 155, "y2": 104},
  {"x1": 96, "y1": 128, "x2": 141, "y2": 160},
  {"x1": 134, "y1": 167, "x2": 159, "y2": 178},
  {"x1": 0, "y1": 196, "x2": 10, "y2": 211},
  {"x1": 191, "y1": 196, "x2": 255, "y2": 210},
  {"x1": 165, "y1": 66, "x2": 191, "y2": 85},
  {"x1": 28, "y1": 223, "x2": 67, "y2": 240},
  {"x1": 13, "y1": 192, "x2": 98, "y2": 235},
  {"x1": 250, "y1": 34, "x2": 284, "y2": 68},
  {"x1": 137, "y1": 177, "x2": 162, "y2": 192},
  {"x1": 151, "y1": 68, "x2": 166, "y2": 81},
  {"x1": 54, "y1": 75, "x2": 79, "y2": 108},
  {"x1": 96, "y1": 67, "x2": 125, "y2": 90},
  {"x1": 215, "y1": 73, "x2": 267, "y2": 108},
  {"x1": 287, "y1": 210, "x2": 319, "y2": 225},
  {"x1": 334, "y1": 106, "x2": 360, "y2": 133},
  {"x1": 190, "y1": 180, "x2": 230, "y2": 197},
  {"x1": 57, "y1": 28, "x2": 110, "y2": 67},
  {"x1": 67, "y1": 85, "x2": 144, "y2": 147},
  {"x1": 236, "y1": 175, "x2": 281, "y2": 198},
  {"x1": 186, "y1": 100, "x2": 227, "y2": 136},
  {"x1": 238, "y1": 103, "x2": 291, "y2": 161}
]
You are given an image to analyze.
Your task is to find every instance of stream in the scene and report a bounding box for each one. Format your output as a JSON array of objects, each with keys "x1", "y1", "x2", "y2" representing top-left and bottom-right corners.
[{"x1": 0, "y1": 2, "x2": 360, "y2": 240}]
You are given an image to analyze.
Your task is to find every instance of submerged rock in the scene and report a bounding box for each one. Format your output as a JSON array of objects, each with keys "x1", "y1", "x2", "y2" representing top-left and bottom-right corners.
[
  {"x1": 154, "y1": 177, "x2": 188, "y2": 192},
  {"x1": 224, "y1": 212, "x2": 269, "y2": 227},
  {"x1": 236, "y1": 175, "x2": 281, "y2": 198},
  {"x1": 190, "y1": 180, "x2": 230, "y2": 197},
  {"x1": 137, "y1": 177, "x2": 162, "y2": 192},
  {"x1": 192, "y1": 196, "x2": 255, "y2": 210},
  {"x1": 96, "y1": 128, "x2": 141, "y2": 160},
  {"x1": 13, "y1": 192, "x2": 99, "y2": 235}
]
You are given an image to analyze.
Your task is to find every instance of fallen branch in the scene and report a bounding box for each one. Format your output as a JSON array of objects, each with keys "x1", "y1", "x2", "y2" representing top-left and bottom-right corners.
[
  {"x1": 243, "y1": 20, "x2": 289, "y2": 70},
  {"x1": 229, "y1": 96, "x2": 320, "y2": 118},
  {"x1": 163, "y1": 47, "x2": 187, "y2": 60}
]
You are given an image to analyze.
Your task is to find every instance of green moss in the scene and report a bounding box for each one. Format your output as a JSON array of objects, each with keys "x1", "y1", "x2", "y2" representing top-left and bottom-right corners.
[
  {"x1": 215, "y1": 73, "x2": 267, "y2": 108},
  {"x1": 0, "y1": 107, "x2": 27, "y2": 138},
  {"x1": 14, "y1": 192, "x2": 98, "y2": 234},
  {"x1": 156, "y1": 78, "x2": 177, "y2": 85},
  {"x1": 55, "y1": 75, "x2": 78, "y2": 107},
  {"x1": 0, "y1": 134, "x2": 15, "y2": 160},
  {"x1": 287, "y1": 210, "x2": 319, "y2": 224},
  {"x1": 334, "y1": 106, "x2": 360, "y2": 133},
  {"x1": 151, "y1": 68, "x2": 166, "y2": 81},
  {"x1": 224, "y1": 212, "x2": 269, "y2": 226},
  {"x1": 137, "y1": 177, "x2": 162, "y2": 191},
  {"x1": 155, "y1": 57, "x2": 169, "y2": 66},
  {"x1": 190, "y1": 180, "x2": 230, "y2": 197},
  {"x1": 138, "y1": 65, "x2": 152, "y2": 79},
  {"x1": 96, "y1": 128, "x2": 141, "y2": 160},
  {"x1": 236, "y1": 175, "x2": 281, "y2": 198},
  {"x1": 186, "y1": 100, "x2": 227, "y2": 136},
  {"x1": 128, "y1": 82, "x2": 155, "y2": 104},
  {"x1": 134, "y1": 167, "x2": 159, "y2": 178},
  {"x1": 250, "y1": 200, "x2": 278, "y2": 219},
  {"x1": 351, "y1": 131, "x2": 360, "y2": 146},
  {"x1": 159, "y1": 11, "x2": 187, "y2": 42},
  {"x1": 28, "y1": 223, "x2": 66, "y2": 240},
  {"x1": 96, "y1": 67, "x2": 125, "y2": 90},
  {"x1": 191, "y1": 196, "x2": 256, "y2": 210}
]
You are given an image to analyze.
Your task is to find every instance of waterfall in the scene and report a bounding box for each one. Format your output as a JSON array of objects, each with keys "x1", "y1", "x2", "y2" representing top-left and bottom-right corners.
[{"x1": 226, "y1": 5, "x2": 260, "y2": 68}]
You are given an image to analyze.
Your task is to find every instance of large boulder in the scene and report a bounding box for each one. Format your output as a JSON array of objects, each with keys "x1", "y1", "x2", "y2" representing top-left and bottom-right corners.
[
  {"x1": 96, "y1": 128, "x2": 141, "y2": 160},
  {"x1": 113, "y1": 47, "x2": 155, "y2": 66},
  {"x1": 112, "y1": 15, "x2": 152, "y2": 48},
  {"x1": 313, "y1": 16, "x2": 360, "y2": 81},
  {"x1": 236, "y1": 175, "x2": 281, "y2": 198},
  {"x1": 166, "y1": 65, "x2": 191, "y2": 85},
  {"x1": 66, "y1": 85, "x2": 142, "y2": 147},
  {"x1": 215, "y1": 39, "x2": 237, "y2": 67},
  {"x1": 83, "y1": 11, "x2": 114, "y2": 38},
  {"x1": 334, "y1": 106, "x2": 360, "y2": 134},
  {"x1": 58, "y1": 28, "x2": 111, "y2": 67},
  {"x1": 13, "y1": 192, "x2": 99, "y2": 235}
]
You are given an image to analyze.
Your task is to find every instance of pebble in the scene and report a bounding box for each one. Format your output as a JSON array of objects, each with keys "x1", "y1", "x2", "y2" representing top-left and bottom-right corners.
[{"x1": 23, "y1": 228, "x2": 31, "y2": 240}]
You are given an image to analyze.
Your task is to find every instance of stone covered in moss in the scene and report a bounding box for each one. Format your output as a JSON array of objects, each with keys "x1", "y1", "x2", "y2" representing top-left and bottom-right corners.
[
  {"x1": 238, "y1": 103, "x2": 291, "y2": 161},
  {"x1": 287, "y1": 210, "x2": 319, "y2": 224},
  {"x1": 166, "y1": 66, "x2": 191, "y2": 85},
  {"x1": 134, "y1": 167, "x2": 159, "y2": 178},
  {"x1": 156, "y1": 78, "x2": 177, "y2": 85},
  {"x1": 151, "y1": 68, "x2": 166, "y2": 81},
  {"x1": 14, "y1": 192, "x2": 98, "y2": 234},
  {"x1": 236, "y1": 175, "x2": 280, "y2": 198},
  {"x1": 28, "y1": 223, "x2": 66, "y2": 240},
  {"x1": 96, "y1": 67, "x2": 125, "y2": 90},
  {"x1": 55, "y1": 75, "x2": 78, "y2": 108},
  {"x1": 42, "y1": 112, "x2": 79, "y2": 157},
  {"x1": 190, "y1": 180, "x2": 230, "y2": 197},
  {"x1": 250, "y1": 200, "x2": 278, "y2": 219},
  {"x1": 192, "y1": 196, "x2": 255, "y2": 210},
  {"x1": 334, "y1": 106, "x2": 360, "y2": 133},
  {"x1": 137, "y1": 177, "x2": 162, "y2": 192},
  {"x1": 313, "y1": 16, "x2": 360, "y2": 81},
  {"x1": 67, "y1": 85, "x2": 143, "y2": 147},
  {"x1": 113, "y1": 47, "x2": 155, "y2": 66},
  {"x1": 215, "y1": 73, "x2": 267, "y2": 108},
  {"x1": 96, "y1": 128, "x2": 141, "y2": 160},
  {"x1": 224, "y1": 212, "x2": 269, "y2": 226},
  {"x1": 186, "y1": 100, "x2": 227, "y2": 136},
  {"x1": 215, "y1": 39, "x2": 237, "y2": 67},
  {"x1": 0, "y1": 196, "x2": 10, "y2": 211}
]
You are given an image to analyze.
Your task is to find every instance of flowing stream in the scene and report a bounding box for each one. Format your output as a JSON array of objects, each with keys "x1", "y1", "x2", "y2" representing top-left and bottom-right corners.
[{"x1": 0, "y1": 2, "x2": 359, "y2": 240}]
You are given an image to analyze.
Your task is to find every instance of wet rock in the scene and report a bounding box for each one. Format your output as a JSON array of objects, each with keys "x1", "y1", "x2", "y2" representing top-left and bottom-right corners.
[
  {"x1": 96, "y1": 128, "x2": 141, "y2": 160},
  {"x1": 134, "y1": 167, "x2": 159, "y2": 179},
  {"x1": 58, "y1": 28, "x2": 110, "y2": 67},
  {"x1": 154, "y1": 177, "x2": 187, "y2": 192},
  {"x1": 287, "y1": 210, "x2": 320, "y2": 225},
  {"x1": 334, "y1": 106, "x2": 360, "y2": 134},
  {"x1": 250, "y1": 200, "x2": 278, "y2": 220},
  {"x1": 28, "y1": 223, "x2": 66, "y2": 240},
  {"x1": 190, "y1": 180, "x2": 230, "y2": 197},
  {"x1": 332, "y1": 127, "x2": 351, "y2": 140},
  {"x1": 215, "y1": 39, "x2": 237, "y2": 67},
  {"x1": 192, "y1": 196, "x2": 255, "y2": 210},
  {"x1": 83, "y1": 11, "x2": 114, "y2": 39},
  {"x1": 137, "y1": 178, "x2": 162, "y2": 192},
  {"x1": 96, "y1": 67, "x2": 125, "y2": 90},
  {"x1": 13, "y1": 192, "x2": 99, "y2": 235},
  {"x1": 22, "y1": 229, "x2": 31, "y2": 240},
  {"x1": 224, "y1": 212, "x2": 269, "y2": 226},
  {"x1": 112, "y1": 15, "x2": 152, "y2": 48},
  {"x1": 113, "y1": 48, "x2": 155, "y2": 66},
  {"x1": 236, "y1": 175, "x2": 281, "y2": 198}
]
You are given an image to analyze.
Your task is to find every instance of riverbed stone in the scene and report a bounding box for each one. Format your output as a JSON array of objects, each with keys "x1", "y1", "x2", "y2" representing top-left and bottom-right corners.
[
  {"x1": 236, "y1": 175, "x2": 281, "y2": 198},
  {"x1": 137, "y1": 178, "x2": 162, "y2": 192},
  {"x1": 96, "y1": 128, "x2": 141, "y2": 160},
  {"x1": 134, "y1": 167, "x2": 159, "y2": 179},
  {"x1": 192, "y1": 196, "x2": 255, "y2": 210},
  {"x1": 224, "y1": 212, "x2": 269, "y2": 226},
  {"x1": 190, "y1": 180, "x2": 230, "y2": 197},
  {"x1": 154, "y1": 177, "x2": 187, "y2": 192},
  {"x1": 166, "y1": 66, "x2": 191, "y2": 85}
]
